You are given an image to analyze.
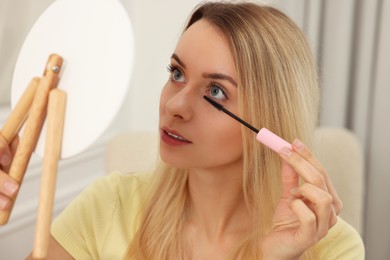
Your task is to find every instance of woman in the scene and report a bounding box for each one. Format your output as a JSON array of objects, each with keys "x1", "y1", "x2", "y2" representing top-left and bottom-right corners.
[{"x1": 0, "y1": 2, "x2": 364, "y2": 259}]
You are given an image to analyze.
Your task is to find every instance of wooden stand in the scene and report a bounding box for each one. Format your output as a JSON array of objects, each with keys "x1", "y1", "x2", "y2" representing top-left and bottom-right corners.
[
  {"x1": 33, "y1": 89, "x2": 67, "y2": 259},
  {"x1": 0, "y1": 54, "x2": 67, "y2": 259}
]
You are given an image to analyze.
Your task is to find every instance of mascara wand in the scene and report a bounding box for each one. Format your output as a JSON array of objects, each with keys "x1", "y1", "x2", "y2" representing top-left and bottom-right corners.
[{"x1": 203, "y1": 96, "x2": 292, "y2": 153}]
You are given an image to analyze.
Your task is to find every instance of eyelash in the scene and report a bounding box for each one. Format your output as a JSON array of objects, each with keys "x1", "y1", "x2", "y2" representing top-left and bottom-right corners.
[
  {"x1": 166, "y1": 64, "x2": 175, "y2": 73},
  {"x1": 208, "y1": 83, "x2": 229, "y2": 100},
  {"x1": 167, "y1": 64, "x2": 181, "y2": 75},
  {"x1": 166, "y1": 64, "x2": 229, "y2": 100},
  {"x1": 167, "y1": 64, "x2": 184, "y2": 82}
]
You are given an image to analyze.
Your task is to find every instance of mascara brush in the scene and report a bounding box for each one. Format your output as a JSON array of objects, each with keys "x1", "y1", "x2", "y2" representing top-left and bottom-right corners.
[{"x1": 203, "y1": 96, "x2": 292, "y2": 153}]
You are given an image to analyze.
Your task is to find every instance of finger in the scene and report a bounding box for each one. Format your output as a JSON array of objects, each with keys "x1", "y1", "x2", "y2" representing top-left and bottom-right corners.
[
  {"x1": 290, "y1": 199, "x2": 317, "y2": 246},
  {"x1": 291, "y1": 183, "x2": 335, "y2": 238},
  {"x1": 9, "y1": 135, "x2": 19, "y2": 156},
  {"x1": 292, "y1": 139, "x2": 343, "y2": 214},
  {"x1": 0, "y1": 193, "x2": 13, "y2": 210},
  {"x1": 281, "y1": 160, "x2": 299, "y2": 199},
  {"x1": 329, "y1": 207, "x2": 338, "y2": 228},
  {"x1": 280, "y1": 147, "x2": 328, "y2": 192},
  {"x1": 0, "y1": 172, "x2": 19, "y2": 198},
  {"x1": 292, "y1": 189, "x2": 338, "y2": 233},
  {"x1": 2, "y1": 135, "x2": 20, "y2": 173},
  {"x1": 0, "y1": 133, "x2": 12, "y2": 167},
  {"x1": 0, "y1": 171, "x2": 19, "y2": 211}
]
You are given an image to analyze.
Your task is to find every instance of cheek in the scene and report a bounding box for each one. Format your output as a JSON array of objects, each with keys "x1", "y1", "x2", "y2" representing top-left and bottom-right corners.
[
  {"x1": 204, "y1": 119, "x2": 243, "y2": 159},
  {"x1": 219, "y1": 126, "x2": 243, "y2": 154}
]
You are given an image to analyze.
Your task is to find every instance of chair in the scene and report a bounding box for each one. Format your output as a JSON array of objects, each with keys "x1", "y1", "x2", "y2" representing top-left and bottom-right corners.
[
  {"x1": 105, "y1": 127, "x2": 364, "y2": 234},
  {"x1": 312, "y1": 127, "x2": 364, "y2": 235}
]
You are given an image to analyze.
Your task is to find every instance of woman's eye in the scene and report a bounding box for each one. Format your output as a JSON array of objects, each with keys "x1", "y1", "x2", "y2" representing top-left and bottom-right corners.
[
  {"x1": 173, "y1": 70, "x2": 183, "y2": 81},
  {"x1": 167, "y1": 65, "x2": 185, "y2": 83},
  {"x1": 209, "y1": 84, "x2": 227, "y2": 100}
]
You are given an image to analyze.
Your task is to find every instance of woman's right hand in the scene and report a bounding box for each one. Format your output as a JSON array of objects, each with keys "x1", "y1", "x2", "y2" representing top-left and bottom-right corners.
[{"x1": 0, "y1": 133, "x2": 20, "y2": 210}]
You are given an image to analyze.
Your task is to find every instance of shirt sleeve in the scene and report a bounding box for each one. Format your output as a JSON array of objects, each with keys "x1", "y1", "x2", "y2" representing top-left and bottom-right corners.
[
  {"x1": 50, "y1": 172, "x2": 125, "y2": 259},
  {"x1": 317, "y1": 217, "x2": 365, "y2": 259}
]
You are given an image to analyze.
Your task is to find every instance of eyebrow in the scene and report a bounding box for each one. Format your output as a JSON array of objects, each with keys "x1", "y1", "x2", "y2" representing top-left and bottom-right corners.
[
  {"x1": 171, "y1": 53, "x2": 186, "y2": 69},
  {"x1": 171, "y1": 53, "x2": 237, "y2": 87},
  {"x1": 202, "y1": 72, "x2": 237, "y2": 87}
]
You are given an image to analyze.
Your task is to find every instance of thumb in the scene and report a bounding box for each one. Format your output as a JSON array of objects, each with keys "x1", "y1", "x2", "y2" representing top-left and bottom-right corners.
[
  {"x1": 280, "y1": 160, "x2": 299, "y2": 199},
  {"x1": 0, "y1": 133, "x2": 12, "y2": 167}
]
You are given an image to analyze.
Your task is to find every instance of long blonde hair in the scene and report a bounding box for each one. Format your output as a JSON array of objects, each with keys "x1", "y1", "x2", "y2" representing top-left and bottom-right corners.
[{"x1": 128, "y1": 2, "x2": 320, "y2": 259}]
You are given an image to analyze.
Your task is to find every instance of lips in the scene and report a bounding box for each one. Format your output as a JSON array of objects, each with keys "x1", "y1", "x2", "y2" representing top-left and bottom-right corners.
[{"x1": 161, "y1": 127, "x2": 192, "y2": 145}]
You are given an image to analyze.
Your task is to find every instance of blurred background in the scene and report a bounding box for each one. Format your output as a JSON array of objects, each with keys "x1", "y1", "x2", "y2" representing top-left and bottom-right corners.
[{"x1": 0, "y1": 0, "x2": 389, "y2": 259}]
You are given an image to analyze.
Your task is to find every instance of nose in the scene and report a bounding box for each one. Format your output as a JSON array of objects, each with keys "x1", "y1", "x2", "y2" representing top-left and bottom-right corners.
[{"x1": 164, "y1": 85, "x2": 194, "y2": 121}]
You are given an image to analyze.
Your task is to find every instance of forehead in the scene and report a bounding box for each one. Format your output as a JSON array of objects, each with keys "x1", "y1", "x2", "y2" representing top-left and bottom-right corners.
[{"x1": 174, "y1": 19, "x2": 236, "y2": 77}]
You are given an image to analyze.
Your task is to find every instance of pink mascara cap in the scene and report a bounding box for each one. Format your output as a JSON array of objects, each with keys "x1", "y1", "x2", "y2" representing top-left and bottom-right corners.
[{"x1": 256, "y1": 128, "x2": 292, "y2": 153}]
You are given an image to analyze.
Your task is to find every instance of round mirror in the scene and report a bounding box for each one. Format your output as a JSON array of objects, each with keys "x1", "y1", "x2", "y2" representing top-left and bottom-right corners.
[{"x1": 11, "y1": 0, "x2": 134, "y2": 159}]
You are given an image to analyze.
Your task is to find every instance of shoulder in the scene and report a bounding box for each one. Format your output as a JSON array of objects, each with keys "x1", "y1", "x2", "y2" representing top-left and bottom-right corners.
[
  {"x1": 66, "y1": 172, "x2": 150, "y2": 213},
  {"x1": 316, "y1": 217, "x2": 365, "y2": 259},
  {"x1": 51, "y1": 172, "x2": 152, "y2": 259},
  {"x1": 100, "y1": 171, "x2": 151, "y2": 211},
  {"x1": 60, "y1": 171, "x2": 151, "y2": 220},
  {"x1": 89, "y1": 171, "x2": 150, "y2": 192},
  {"x1": 89, "y1": 171, "x2": 150, "y2": 201}
]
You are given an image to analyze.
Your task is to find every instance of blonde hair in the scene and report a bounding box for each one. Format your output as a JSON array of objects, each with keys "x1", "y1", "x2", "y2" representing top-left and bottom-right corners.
[{"x1": 128, "y1": 2, "x2": 320, "y2": 259}]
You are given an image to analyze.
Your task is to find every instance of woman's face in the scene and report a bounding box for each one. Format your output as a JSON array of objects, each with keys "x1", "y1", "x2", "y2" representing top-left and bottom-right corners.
[{"x1": 159, "y1": 19, "x2": 243, "y2": 171}]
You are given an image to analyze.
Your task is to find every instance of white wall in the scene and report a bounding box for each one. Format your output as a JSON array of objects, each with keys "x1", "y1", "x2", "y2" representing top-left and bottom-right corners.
[{"x1": 112, "y1": 0, "x2": 205, "y2": 133}]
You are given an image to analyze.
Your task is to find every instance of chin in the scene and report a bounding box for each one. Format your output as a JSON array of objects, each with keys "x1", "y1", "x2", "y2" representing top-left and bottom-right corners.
[{"x1": 160, "y1": 154, "x2": 193, "y2": 169}]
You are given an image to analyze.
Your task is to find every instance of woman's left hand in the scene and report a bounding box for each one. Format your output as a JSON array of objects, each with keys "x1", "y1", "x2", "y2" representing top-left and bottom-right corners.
[{"x1": 261, "y1": 139, "x2": 343, "y2": 260}]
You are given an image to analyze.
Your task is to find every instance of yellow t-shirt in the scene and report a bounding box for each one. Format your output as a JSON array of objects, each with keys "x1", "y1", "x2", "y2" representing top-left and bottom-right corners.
[{"x1": 51, "y1": 172, "x2": 365, "y2": 259}]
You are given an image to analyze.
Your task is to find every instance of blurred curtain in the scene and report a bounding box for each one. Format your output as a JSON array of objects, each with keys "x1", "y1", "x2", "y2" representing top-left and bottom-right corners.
[
  {"x1": 275, "y1": 0, "x2": 390, "y2": 259},
  {"x1": 316, "y1": 1, "x2": 389, "y2": 259},
  {"x1": 273, "y1": 0, "x2": 389, "y2": 259},
  {"x1": 353, "y1": 1, "x2": 390, "y2": 259}
]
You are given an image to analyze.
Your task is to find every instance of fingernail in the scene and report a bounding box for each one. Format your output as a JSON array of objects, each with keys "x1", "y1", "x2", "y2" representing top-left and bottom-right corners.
[
  {"x1": 0, "y1": 197, "x2": 10, "y2": 210},
  {"x1": 0, "y1": 154, "x2": 11, "y2": 166},
  {"x1": 3, "y1": 181, "x2": 18, "y2": 196},
  {"x1": 293, "y1": 139, "x2": 304, "y2": 151},
  {"x1": 280, "y1": 147, "x2": 292, "y2": 157}
]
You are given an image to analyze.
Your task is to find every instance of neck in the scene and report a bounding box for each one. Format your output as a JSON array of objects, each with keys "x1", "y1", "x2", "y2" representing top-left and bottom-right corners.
[{"x1": 186, "y1": 164, "x2": 250, "y2": 241}]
